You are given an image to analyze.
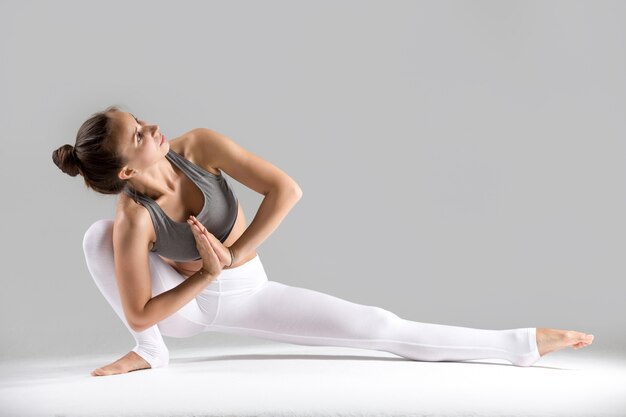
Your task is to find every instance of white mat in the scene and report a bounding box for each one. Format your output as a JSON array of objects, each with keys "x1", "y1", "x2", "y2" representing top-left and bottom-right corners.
[{"x1": 1, "y1": 343, "x2": 624, "y2": 417}]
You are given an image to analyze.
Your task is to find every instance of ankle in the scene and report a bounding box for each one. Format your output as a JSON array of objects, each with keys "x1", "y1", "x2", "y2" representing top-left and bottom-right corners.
[{"x1": 132, "y1": 345, "x2": 170, "y2": 369}]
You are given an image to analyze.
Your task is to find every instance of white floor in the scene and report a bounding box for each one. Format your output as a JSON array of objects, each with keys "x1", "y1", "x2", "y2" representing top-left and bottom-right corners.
[{"x1": 1, "y1": 343, "x2": 625, "y2": 417}]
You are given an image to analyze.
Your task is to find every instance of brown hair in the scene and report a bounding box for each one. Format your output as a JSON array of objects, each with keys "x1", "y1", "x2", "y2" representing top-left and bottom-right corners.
[{"x1": 52, "y1": 105, "x2": 132, "y2": 197}]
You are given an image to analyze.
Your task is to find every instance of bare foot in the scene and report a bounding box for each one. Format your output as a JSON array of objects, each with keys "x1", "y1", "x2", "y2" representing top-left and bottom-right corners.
[
  {"x1": 536, "y1": 328, "x2": 595, "y2": 357},
  {"x1": 90, "y1": 351, "x2": 151, "y2": 377}
]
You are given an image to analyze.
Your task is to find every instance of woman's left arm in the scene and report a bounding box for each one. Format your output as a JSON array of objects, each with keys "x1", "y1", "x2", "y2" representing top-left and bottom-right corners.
[{"x1": 191, "y1": 128, "x2": 303, "y2": 262}]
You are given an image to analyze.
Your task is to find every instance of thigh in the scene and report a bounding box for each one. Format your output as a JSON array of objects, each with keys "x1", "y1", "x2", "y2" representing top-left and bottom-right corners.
[
  {"x1": 147, "y1": 252, "x2": 217, "y2": 337},
  {"x1": 210, "y1": 280, "x2": 399, "y2": 340},
  {"x1": 84, "y1": 219, "x2": 217, "y2": 338}
]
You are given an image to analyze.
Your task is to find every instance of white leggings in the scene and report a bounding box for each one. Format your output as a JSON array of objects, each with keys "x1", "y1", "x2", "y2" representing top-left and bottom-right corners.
[{"x1": 82, "y1": 219, "x2": 541, "y2": 369}]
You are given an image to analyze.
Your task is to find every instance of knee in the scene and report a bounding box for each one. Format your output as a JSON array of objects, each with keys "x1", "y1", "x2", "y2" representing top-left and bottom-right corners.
[
  {"x1": 367, "y1": 306, "x2": 401, "y2": 338},
  {"x1": 82, "y1": 219, "x2": 114, "y2": 256}
]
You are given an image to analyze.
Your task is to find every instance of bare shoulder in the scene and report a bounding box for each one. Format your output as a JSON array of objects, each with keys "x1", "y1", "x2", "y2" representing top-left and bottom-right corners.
[
  {"x1": 112, "y1": 129, "x2": 217, "y2": 245},
  {"x1": 172, "y1": 129, "x2": 222, "y2": 176},
  {"x1": 114, "y1": 194, "x2": 155, "y2": 251}
]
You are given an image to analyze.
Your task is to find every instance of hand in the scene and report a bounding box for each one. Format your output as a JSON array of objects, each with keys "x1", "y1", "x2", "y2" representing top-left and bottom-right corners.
[
  {"x1": 187, "y1": 215, "x2": 234, "y2": 271},
  {"x1": 187, "y1": 216, "x2": 222, "y2": 277}
]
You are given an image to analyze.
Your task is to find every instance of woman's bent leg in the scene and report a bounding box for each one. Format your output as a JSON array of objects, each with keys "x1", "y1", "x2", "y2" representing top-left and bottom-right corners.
[
  {"x1": 82, "y1": 219, "x2": 216, "y2": 368},
  {"x1": 208, "y1": 257, "x2": 541, "y2": 367}
]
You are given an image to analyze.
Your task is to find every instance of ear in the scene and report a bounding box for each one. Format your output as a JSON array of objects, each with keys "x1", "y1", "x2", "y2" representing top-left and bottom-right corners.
[{"x1": 118, "y1": 166, "x2": 137, "y2": 181}]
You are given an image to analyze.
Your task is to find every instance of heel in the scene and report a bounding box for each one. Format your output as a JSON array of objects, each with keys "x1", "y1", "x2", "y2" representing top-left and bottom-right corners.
[{"x1": 511, "y1": 328, "x2": 541, "y2": 367}]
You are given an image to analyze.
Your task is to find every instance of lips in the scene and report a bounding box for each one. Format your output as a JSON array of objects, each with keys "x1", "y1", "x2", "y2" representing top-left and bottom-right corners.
[{"x1": 160, "y1": 134, "x2": 165, "y2": 145}]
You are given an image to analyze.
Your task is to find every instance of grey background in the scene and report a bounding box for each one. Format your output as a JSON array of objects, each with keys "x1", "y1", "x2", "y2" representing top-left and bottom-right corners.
[{"x1": 0, "y1": 0, "x2": 624, "y2": 361}]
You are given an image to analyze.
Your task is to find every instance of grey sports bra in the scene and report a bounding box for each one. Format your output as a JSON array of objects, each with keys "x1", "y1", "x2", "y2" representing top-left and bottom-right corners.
[{"x1": 123, "y1": 148, "x2": 239, "y2": 262}]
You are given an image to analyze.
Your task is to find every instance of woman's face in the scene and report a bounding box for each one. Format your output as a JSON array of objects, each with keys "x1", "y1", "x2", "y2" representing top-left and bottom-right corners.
[{"x1": 110, "y1": 111, "x2": 169, "y2": 179}]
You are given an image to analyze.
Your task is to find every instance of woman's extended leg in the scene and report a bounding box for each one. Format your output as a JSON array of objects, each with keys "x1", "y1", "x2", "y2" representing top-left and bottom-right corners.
[
  {"x1": 206, "y1": 256, "x2": 542, "y2": 367},
  {"x1": 82, "y1": 219, "x2": 217, "y2": 371}
]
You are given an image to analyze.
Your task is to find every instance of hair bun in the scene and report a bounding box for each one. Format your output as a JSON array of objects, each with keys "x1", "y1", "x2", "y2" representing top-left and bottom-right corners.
[{"x1": 52, "y1": 144, "x2": 81, "y2": 177}]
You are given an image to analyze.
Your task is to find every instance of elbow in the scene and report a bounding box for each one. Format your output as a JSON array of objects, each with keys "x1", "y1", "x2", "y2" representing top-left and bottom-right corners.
[
  {"x1": 289, "y1": 180, "x2": 302, "y2": 199},
  {"x1": 274, "y1": 181, "x2": 302, "y2": 200},
  {"x1": 293, "y1": 185, "x2": 303, "y2": 200}
]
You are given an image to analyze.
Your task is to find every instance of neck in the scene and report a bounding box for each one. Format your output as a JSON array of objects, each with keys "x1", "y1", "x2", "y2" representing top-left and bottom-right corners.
[{"x1": 127, "y1": 157, "x2": 179, "y2": 200}]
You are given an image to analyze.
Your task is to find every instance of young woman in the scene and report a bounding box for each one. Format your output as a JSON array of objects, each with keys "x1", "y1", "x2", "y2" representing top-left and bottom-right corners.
[{"x1": 52, "y1": 105, "x2": 594, "y2": 377}]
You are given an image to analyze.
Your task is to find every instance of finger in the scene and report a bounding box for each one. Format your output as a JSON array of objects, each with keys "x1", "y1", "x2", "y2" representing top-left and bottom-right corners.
[
  {"x1": 189, "y1": 220, "x2": 201, "y2": 233},
  {"x1": 188, "y1": 221, "x2": 200, "y2": 237},
  {"x1": 189, "y1": 217, "x2": 204, "y2": 233},
  {"x1": 191, "y1": 228, "x2": 205, "y2": 249},
  {"x1": 203, "y1": 230, "x2": 217, "y2": 244},
  {"x1": 202, "y1": 234, "x2": 219, "y2": 258},
  {"x1": 199, "y1": 226, "x2": 217, "y2": 245},
  {"x1": 198, "y1": 221, "x2": 210, "y2": 236},
  {"x1": 189, "y1": 217, "x2": 201, "y2": 230},
  {"x1": 191, "y1": 224, "x2": 212, "y2": 253},
  {"x1": 193, "y1": 226, "x2": 223, "y2": 255},
  {"x1": 204, "y1": 234, "x2": 218, "y2": 252},
  {"x1": 191, "y1": 216, "x2": 210, "y2": 234},
  {"x1": 189, "y1": 222, "x2": 206, "y2": 244},
  {"x1": 194, "y1": 226, "x2": 208, "y2": 245},
  {"x1": 196, "y1": 224, "x2": 209, "y2": 241},
  {"x1": 189, "y1": 219, "x2": 215, "y2": 252}
]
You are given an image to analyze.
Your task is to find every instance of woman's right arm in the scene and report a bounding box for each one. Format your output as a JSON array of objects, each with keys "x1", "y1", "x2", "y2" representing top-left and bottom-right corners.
[{"x1": 113, "y1": 212, "x2": 217, "y2": 333}]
